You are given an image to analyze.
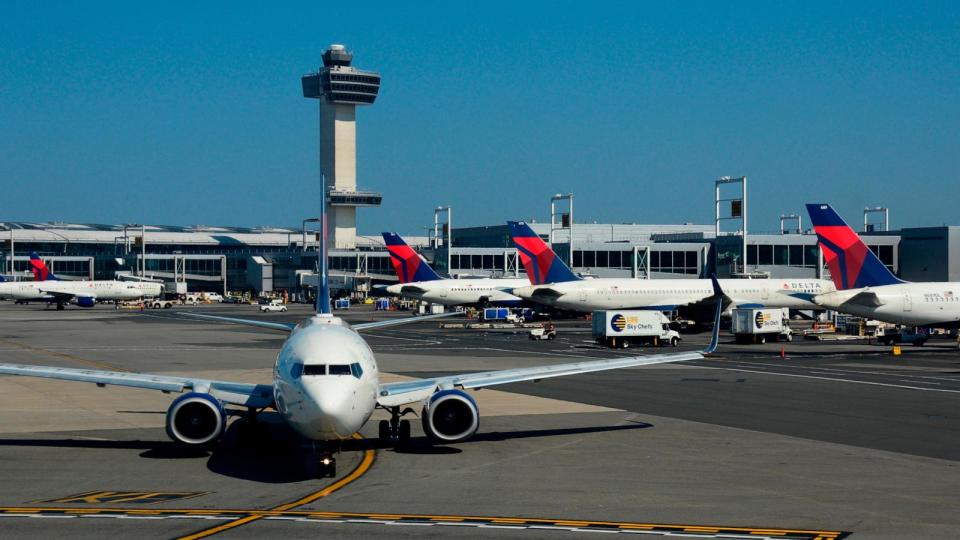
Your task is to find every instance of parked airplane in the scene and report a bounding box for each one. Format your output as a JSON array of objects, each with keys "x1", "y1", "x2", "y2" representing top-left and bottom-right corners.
[
  {"x1": 807, "y1": 203, "x2": 960, "y2": 327},
  {"x1": 382, "y1": 232, "x2": 529, "y2": 307},
  {"x1": 0, "y1": 180, "x2": 721, "y2": 478},
  {"x1": 0, "y1": 253, "x2": 162, "y2": 309},
  {"x1": 508, "y1": 221, "x2": 835, "y2": 314}
]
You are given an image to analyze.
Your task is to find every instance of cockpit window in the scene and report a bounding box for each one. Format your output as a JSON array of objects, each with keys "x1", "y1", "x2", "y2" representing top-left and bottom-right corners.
[
  {"x1": 350, "y1": 362, "x2": 363, "y2": 379},
  {"x1": 328, "y1": 364, "x2": 352, "y2": 376},
  {"x1": 290, "y1": 363, "x2": 304, "y2": 379},
  {"x1": 303, "y1": 364, "x2": 326, "y2": 376}
]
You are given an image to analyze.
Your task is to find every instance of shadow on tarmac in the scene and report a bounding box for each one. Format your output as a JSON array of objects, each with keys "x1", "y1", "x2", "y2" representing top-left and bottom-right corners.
[{"x1": 0, "y1": 420, "x2": 654, "y2": 483}]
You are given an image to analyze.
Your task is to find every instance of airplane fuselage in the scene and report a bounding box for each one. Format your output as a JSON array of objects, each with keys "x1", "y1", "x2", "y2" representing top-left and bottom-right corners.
[
  {"x1": 273, "y1": 315, "x2": 379, "y2": 441},
  {"x1": 814, "y1": 282, "x2": 960, "y2": 327},
  {"x1": 0, "y1": 280, "x2": 163, "y2": 302},
  {"x1": 514, "y1": 278, "x2": 835, "y2": 312},
  {"x1": 386, "y1": 277, "x2": 529, "y2": 307}
]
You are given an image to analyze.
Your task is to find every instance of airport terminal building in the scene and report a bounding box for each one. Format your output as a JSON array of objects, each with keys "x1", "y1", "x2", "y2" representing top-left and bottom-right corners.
[{"x1": 2, "y1": 220, "x2": 954, "y2": 299}]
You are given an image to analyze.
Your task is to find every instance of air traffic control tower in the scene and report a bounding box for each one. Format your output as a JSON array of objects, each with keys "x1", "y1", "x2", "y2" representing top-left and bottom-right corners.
[{"x1": 301, "y1": 44, "x2": 382, "y2": 249}]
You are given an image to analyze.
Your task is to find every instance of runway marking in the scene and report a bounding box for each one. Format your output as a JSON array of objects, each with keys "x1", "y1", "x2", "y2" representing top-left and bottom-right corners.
[
  {"x1": 34, "y1": 490, "x2": 210, "y2": 505},
  {"x1": 0, "y1": 507, "x2": 851, "y2": 538},
  {"x1": 731, "y1": 361, "x2": 960, "y2": 382},
  {"x1": 0, "y1": 337, "x2": 128, "y2": 372},
  {"x1": 701, "y1": 365, "x2": 960, "y2": 394},
  {"x1": 177, "y1": 434, "x2": 377, "y2": 539}
]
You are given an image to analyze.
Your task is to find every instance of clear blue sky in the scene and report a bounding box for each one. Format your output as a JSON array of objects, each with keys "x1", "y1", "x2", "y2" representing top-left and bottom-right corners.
[{"x1": 1, "y1": 1, "x2": 957, "y2": 234}]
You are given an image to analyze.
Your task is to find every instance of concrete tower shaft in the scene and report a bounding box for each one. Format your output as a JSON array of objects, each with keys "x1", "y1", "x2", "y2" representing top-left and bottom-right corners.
[{"x1": 302, "y1": 44, "x2": 382, "y2": 250}]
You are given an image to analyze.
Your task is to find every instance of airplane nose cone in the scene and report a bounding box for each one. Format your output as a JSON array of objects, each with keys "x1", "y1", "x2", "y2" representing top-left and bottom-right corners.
[{"x1": 302, "y1": 380, "x2": 356, "y2": 437}]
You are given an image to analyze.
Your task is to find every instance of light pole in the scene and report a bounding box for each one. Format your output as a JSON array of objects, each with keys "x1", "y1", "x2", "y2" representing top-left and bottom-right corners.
[
  {"x1": 863, "y1": 207, "x2": 889, "y2": 232},
  {"x1": 779, "y1": 214, "x2": 802, "y2": 234},
  {"x1": 1, "y1": 225, "x2": 13, "y2": 280},
  {"x1": 715, "y1": 176, "x2": 747, "y2": 274},
  {"x1": 434, "y1": 206, "x2": 452, "y2": 274},
  {"x1": 550, "y1": 193, "x2": 574, "y2": 267},
  {"x1": 302, "y1": 217, "x2": 321, "y2": 252}
]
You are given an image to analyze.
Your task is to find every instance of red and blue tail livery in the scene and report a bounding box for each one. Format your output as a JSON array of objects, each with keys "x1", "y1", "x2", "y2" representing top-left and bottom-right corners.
[
  {"x1": 508, "y1": 221, "x2": 581, "y2": 285},
  {"x1": 381, "y1": 233, "x2": 443, "y2": 284},
  {"x1": 29, "y1": 252, "x2": 58, "y2": 282},
  {"x1": 805, "y1": 204, "x2": 902, "y2": 290}
]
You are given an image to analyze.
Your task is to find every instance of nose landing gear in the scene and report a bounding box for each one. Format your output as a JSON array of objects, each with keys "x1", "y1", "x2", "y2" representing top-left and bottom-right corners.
[
  {"x1": 310, "y1": 441, "x2": 338, "y2": 478},
  {"x1": 378, "y1": 406, "x2": 414, "y2": 446}
]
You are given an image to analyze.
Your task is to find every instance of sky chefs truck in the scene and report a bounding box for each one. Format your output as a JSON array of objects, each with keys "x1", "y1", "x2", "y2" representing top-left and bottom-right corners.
[
  {"x1": 730, "y1": 308, "x2": 793, "y2": 344},
  {"x1": 592, "y1": 310, "x2": 681, "y2": 348}
]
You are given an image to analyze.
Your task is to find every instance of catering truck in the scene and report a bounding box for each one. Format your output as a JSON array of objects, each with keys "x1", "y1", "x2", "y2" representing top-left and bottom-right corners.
[
  {"x1": 730, "y1": 308, "x2": 793, "y2": 344},
  {"x1": 592, "y1": 310, "x2": 681, "y2": 348}
]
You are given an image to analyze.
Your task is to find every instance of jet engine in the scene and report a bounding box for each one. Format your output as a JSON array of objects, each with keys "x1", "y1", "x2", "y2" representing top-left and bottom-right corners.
[
  {"x1": 165, "y1": 392, "x2": 227, "y2": 447},
  {"x1": 421, "y1": 389, "x2": 479, "y2": 443},
  {"x1": 76, "y1": 296, "x2": 96, "y2": 308}
]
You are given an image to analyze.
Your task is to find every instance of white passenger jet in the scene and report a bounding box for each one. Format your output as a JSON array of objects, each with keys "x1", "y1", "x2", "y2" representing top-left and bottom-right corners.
[
  {"x1": 806, "y1": 203, "x2": 960, "y2": 327},
  {"x1": 508, "y1": 221, "x2": 835, "y2": 314},
  {"x1": 0, "y1": 253, "x2": 162, "y2": 309},
  {"x1": 382, "y1": 232, "x2": 528, "y2": 307},
  {"x1": 0, "y1": 181, "x2": 720, "y2": 478}
]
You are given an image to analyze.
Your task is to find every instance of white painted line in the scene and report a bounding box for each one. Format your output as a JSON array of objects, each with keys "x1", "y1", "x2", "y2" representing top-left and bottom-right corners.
[{"x1": 701, "y1": 365, "x2": 960, "y2": 393}]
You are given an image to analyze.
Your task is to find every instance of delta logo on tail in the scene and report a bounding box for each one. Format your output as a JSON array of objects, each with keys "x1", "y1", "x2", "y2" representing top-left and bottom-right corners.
[
  {"x1": 805, "y1": 204, "x2": 902, "y2": 290},
  {"x1": 29, "y1": 252, "x2": 58, "y2": 282},
  {"x1": 381, "y1": 233, "x2": 443, "y2": 284},
  {"x1": 507, "y1": 221, "x2": 580, "y2": 285}
]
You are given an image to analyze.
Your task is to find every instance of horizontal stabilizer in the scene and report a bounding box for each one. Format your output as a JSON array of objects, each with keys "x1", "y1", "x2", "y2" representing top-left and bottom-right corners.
[{"x1": 842, "y1": 290, "x2": 884, "y2": 308}]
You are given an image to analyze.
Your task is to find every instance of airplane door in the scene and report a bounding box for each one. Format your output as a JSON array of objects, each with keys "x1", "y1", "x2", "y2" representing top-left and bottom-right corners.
[
  {"x1": 579, "y1": 290, "x2": 588, "y2": 303},
  {"x1": 440, "y1": 289, "x2": 448, "y2": 298},
  {"x1": 761, "y1": 285, "x2": 769, "y2": 301},
  {"x1": 904, "y1": 292, "x2": 912, "y2": 311}
]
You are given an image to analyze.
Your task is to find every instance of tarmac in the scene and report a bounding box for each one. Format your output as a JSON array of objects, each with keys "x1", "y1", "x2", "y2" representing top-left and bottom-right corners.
[{"x1": 0, "y1": 302, "x2": 958, "y2": 539}]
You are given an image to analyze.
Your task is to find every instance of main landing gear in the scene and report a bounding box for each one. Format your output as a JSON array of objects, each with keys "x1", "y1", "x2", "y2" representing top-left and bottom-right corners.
[{"x1": 378, "y1": 406, "x2": 413, "y2": 446}]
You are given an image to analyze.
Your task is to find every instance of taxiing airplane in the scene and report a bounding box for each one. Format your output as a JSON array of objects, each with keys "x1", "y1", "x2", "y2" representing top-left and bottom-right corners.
[
  {"x1": 0, "y1": 253, "x2": 162, "y2": 309},
  {"x1": 0, "y1": 180, "x2": 720, "y2": 478},
  {"x1": 508, "y1": 221, "x2": 835, "y2": 314},
  {"x1": 382, "y1": 232, "x2": 529, "y2": 307},
  {"x1": 807, "y1": 203, "x2": 960, "y2": 327}
]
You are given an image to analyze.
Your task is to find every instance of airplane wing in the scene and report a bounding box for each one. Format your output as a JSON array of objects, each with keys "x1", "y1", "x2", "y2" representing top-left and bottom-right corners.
[
  {"x1": 179, "y1": 310, "x2": 459, "y2": 333},
  {"x1": 36, "y1": 289, "x2": 83, "y2": 302},
  {"x1": 0, "y1": 363, "x2": 274, "y2": 408},
  {"x1": 180, "y1": 312, "x2": 298, "y2": 332},
  {"x1": 377, "y1": 298, "x2": 722, "y2": 407},
  {"x1": 352, "y1": 311, "x2": 460, "y2": 331}
]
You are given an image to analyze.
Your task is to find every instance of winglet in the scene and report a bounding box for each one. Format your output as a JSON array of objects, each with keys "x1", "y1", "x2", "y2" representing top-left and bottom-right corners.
[
  {"x1": 317, "y1": 175, "x2": 330, "y2": 314},
  {"x1": 703, "y1": 274, "x2": 723, "y2": 356}
]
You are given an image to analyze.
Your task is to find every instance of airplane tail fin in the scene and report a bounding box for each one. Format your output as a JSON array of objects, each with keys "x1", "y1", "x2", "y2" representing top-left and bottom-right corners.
[
  {"x1": 381, "y1": 232, "x2": 444, "y2": 283},
  {"x1": 805, "y1": 204, "x2": 902, "y2": 290},
  {"x1": 508, "y1": 221, "x2": 581, "y2": 285},
  {"x1": 29, "y1": 252, "x2": 58, "y2": 281}
]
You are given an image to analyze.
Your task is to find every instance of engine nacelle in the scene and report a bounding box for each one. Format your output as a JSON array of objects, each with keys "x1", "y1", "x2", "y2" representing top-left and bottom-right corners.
[
  {"x1": 76, "y1": 296, "x2": 96, "y2": 308},
  {"x1": 421, "y1": 389, "x2": 479, "y2": 443},
  {"x1": 165, "y1": 392, "x2": 227, "y2": 447}
]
